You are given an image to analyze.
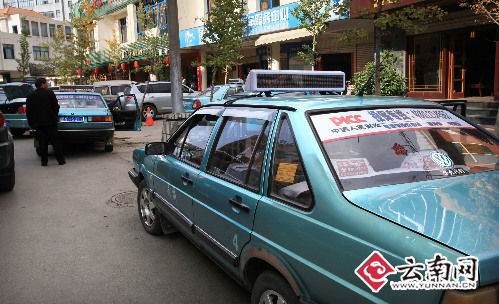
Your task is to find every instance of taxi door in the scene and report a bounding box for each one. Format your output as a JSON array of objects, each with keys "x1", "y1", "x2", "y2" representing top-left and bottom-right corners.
[{"x1": 193, "y1": 108, "x2": 276, "y2": 265}]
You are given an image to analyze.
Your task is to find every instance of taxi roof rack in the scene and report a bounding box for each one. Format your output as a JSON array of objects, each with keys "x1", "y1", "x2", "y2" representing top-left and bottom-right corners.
[{"x1": 245, "y1": 69, "x2": 345, "y2": 93}]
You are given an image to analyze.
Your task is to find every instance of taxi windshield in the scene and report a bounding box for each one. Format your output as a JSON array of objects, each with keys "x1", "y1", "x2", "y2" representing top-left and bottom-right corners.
[
  {"x1": 310, "y1": 108, "x2": 499, "y2": 191},
  {"x1": 56, "y1": 94, "x2": 106, "y2": 108}
]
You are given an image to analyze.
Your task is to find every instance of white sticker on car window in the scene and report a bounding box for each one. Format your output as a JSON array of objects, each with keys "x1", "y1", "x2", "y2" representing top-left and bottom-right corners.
[{"x1": 311, "y1": 108, "x2": 475, "y2": 143}]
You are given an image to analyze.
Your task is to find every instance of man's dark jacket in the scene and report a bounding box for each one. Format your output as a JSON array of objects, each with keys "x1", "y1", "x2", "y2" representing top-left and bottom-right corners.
[{"x1": 26, "y1": 88, "x2": 60, "y2": 129}]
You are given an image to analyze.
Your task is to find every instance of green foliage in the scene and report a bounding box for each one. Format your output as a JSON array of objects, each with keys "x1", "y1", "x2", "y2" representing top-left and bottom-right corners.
[
  {"x1": 352, "y1": 50, "x2": 407, "y2": 96},
  {"x1": 105, "y1": 29, "x2": 123, "y2": 78},
  {"x1": 200, "y1": 0, "x2": 246, "y2": 94},
  {"x1": 16, "y1": 18, "x2": 30, "y2": 81},
  {"x1": 42, "y1": 26, "x2": 77, "y2": 84},
  {"x1": 291, "y1": 0, "x2": 333, "y2": 68},
  {"x1": 71, "y1": 2, "x2": 101, "y2": 83}
]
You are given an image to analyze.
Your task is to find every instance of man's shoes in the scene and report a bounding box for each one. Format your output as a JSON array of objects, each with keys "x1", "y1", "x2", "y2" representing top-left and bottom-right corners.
[
  {"x1": 58, "y1": 160, "x2": 66, "y2": 165},
  {"x1": 41, "y1": 162, "x2": 47, "y2": 166}
]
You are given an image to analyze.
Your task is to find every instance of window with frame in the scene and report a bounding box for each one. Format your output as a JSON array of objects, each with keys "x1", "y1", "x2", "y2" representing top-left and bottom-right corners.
[
  {"x1": 207, "y1": 116, "x2": 270, "y2": 190},
  {"x1": 49, "y1": 24, "x2": 55, "y2": 37},
  {"x1": 12, "y1": 25, "x2": 18, "y2": 34},
  {"x1": 56, "y1": 10, "x2": 61, "y2": 18},
  {"x1": 23, "y1": 20, "x2": 30, "y2": 35},
  {"x1": 40, "y1": 23, "x2": 48, "y2": 37},
  {"x1": 3, "y1": 44, "x2": 15, "y2": 59},
  {"x1": 408, "y1": 33, "x2": 442, "y2": 92},
  {"x1": 270, "y1": 116, "x2": 313, "y2": 208},
  {"x1": 33, "y1": 46, "x2": 49, "y2": 60},
  {"x1": 171, "y1": 114, "x2": 219, "y2": 167},
  {"x1": 260, "y1": 0, "x2": 279, "y2": 10},
  {"x1": 119, "y1": 18, "x2": 127, "y2": 42},
  {"x1": 31, "y1": 21, "x2": 39, "y2": 36}
]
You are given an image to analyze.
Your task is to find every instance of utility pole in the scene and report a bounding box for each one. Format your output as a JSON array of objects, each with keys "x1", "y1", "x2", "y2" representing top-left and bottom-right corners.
[{"x1": 167, "y1": 0, "x2": 183, "y2": 113}]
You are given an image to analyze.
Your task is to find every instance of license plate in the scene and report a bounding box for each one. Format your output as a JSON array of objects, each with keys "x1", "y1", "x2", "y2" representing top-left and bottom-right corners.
[{"x1": 60, "y1": 116, "x2": 83, "y2": 122}]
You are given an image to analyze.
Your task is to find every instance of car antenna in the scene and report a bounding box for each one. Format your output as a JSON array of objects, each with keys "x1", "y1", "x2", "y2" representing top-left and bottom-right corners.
[{"x1": 356, "y1": 70, "x2": 375, "y2": 97}]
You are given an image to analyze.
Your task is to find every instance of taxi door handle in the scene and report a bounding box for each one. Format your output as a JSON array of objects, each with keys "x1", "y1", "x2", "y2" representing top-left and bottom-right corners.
[
  {"x1": 181, "y1": 175, "x2": 193, "y2": 185},
  {"x1": 229, "y1": 198, "x2": 250, "y2": 213}
]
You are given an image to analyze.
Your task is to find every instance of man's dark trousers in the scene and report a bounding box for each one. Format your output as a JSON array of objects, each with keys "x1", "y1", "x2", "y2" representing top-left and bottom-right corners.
[{"x1": 37, "y1": 125, "x2": 65, "y2": 165}]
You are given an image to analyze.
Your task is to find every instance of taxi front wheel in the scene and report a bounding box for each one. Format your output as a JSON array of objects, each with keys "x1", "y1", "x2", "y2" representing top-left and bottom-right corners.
[
  {"x1": 251, "y1": 271, "x2": 299, "y2": 304},
  {"x1": 137, "y1": 180, "x2": 162, "y2": 235}
]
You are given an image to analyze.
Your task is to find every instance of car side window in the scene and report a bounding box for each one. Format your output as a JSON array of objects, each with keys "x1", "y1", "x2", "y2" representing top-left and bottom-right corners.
[
  {"x1": 171, "y1": 114, "x2": 218, "y2": 167},
  {"x1": 152, "y1": 83, "x2": 171, "y2": 93},
  {"x1": 207, "y1": 117, "x2": 270, "y2": 191},
  {"x1": 270, "y1": 116, "x2": 313, "y2": 209},
  {"x1": 137, "y1": 85, "x2": 146, "y2": 93}
]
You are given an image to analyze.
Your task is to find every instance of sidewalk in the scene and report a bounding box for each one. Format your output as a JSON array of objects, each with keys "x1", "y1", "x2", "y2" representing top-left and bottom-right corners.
[{"x1": 113, "y1": 119, "x2": 164, "y2": 160}]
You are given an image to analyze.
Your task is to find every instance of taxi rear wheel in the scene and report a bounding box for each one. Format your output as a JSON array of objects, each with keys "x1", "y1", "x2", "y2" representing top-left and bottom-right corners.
[
  {"x1": 137, "y1": 180, "x2": 162, "y2": 235},
  {"x1": 142, "y1": 104, "x2": 157, "y2": 121},
  {"x1": 251, "y1": 271, "x2": 298, "y2": 304}
]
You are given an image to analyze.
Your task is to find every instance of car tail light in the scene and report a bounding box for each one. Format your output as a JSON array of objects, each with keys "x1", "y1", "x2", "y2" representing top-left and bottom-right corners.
[
  {"x1": 18, "y1": 105, "x2": 26, "y2": 114},
  {"x1": 88, "y1": 116, "x2": 112, "y2": 122},
  {"x1": 127, "y1": 96, "x2": 133, "y2": 101},
  {"x1": 0, "y1": 111, "x2": 4, "y2": 126},
  {"x1": 192, "y1": 99, "x2": 201, "y2": 110}
]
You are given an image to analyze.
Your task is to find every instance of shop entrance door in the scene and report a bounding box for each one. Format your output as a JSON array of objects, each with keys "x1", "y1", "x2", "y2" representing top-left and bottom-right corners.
[{"x1": 448, "y1": 34, "x2": 466, "y2": 99}]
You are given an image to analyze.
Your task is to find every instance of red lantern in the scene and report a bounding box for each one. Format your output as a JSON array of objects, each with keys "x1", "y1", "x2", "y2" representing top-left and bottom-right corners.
[
  {"x1": 77, "y1": 69, "x2": 81, "y2": 76},
  {"x1": 165, "y1": 56, "x2": 170, "y2": 66},
  {"x1": 94, "y1": 67, "x2": 99, "y2": 74},
  {"x1": 133, "y1": 60, "x2": 139, "y2": 69},
  {"x1": 84, "y1": 61, "x2": 87, "y2": 66},
  {"x1": 88, "y1": 60, "x2": 92, "y2": 65},
  {"x1": 121, "y1": 63, "x2": 126, "y2": 71},
  {"x1": 107, "y1": 65, "x2": 112, "y2": 73}
]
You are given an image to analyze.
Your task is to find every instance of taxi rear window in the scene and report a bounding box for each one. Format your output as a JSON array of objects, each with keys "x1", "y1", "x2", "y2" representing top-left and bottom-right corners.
[
  {"x1": 310, "y1": 108, "x2": 499, "y2": 191},
  {"x1": 56, "y1": 94, "x2": 106, "y2": 108}
]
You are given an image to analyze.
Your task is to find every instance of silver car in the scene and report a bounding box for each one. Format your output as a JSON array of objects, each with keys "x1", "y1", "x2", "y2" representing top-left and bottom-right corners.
[{"x1": 121, "y1": 81, "x2": 197, "y2": 120}]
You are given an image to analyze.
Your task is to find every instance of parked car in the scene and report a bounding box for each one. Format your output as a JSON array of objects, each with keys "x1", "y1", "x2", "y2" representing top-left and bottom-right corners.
[
  {"x1": 183, "y1": 83, "x2": 245, "y2": 113},
  {"x1": 120, "y1": 81, "x2": 197, "y2": 120},
  {"x1": 0, "y1": 82, "x2": 34, "y2": 137},
  {"x1": 0, "y1": 110, "x2": 15, "y2": 192},
  {"x1": 53, "y1": 91, "x2": 114, "y2": 152},
  {"x1": 93, "y1": 80, "x2": 138, "y2": 129},
  {"x1": 0, "y1": 88, "x2": 6, "y2": 102},
  {"x1": 129, "y1": 70, "x2": 498, "y2": 304}
]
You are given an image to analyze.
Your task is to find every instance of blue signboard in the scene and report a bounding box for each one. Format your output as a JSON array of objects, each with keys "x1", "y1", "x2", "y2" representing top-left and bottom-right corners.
[{"x1": 179, "y1": 1, "x2": 344, "y2": 48}]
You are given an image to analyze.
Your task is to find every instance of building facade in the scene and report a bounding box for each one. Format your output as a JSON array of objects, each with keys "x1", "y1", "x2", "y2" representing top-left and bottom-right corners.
[
  {"x1": 0, "y1": 6, "x2": 70, "y2": 82},
  {"x1": 79, "y1": 0, "x2": 498, "y2": 99},
  {"x1": 1, "y1": 0, "x2": 73, "y2": 21}
]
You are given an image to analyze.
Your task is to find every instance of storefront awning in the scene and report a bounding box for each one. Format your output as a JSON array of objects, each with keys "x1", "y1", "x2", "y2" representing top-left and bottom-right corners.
[
  {"x1": 88, "y1": 50, "x2": 111, "y2": 67},
  {"x1": 255, "y1": 28, "x2": 311, "y2": 46}
]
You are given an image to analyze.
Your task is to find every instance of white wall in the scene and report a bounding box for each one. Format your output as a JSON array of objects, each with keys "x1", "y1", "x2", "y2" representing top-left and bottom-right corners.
[{"x1": 178, "y1": 0, "x2": 203, "y2": 31}]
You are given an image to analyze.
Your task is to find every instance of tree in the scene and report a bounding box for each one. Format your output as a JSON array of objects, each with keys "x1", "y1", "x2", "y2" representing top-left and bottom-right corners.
[
  {"x1": 334, "y1": 0, "x2": 446, "y2": 95},
  {"x1": 168, "y1": 0, "x2": 183, "y2": 113},
  {"x1": 71, "y1": 2, "x2": 101, "y2": 83},
  {"x1": 351, "y1": 50, "x2": 407, "y2": 96},
  {"x1": 16, "y1": 18, "x2": 30, "y2": 81},
  {"x1": 42, "y1": 26, "x2": 77, "y2": 84},
  {"x1": 460, "y1": 0, "x2": 499, "y2": 26},
  {"x1": 105, "y1": 29, "x2": 123, "y2": 80},
  {"x1": 200, "y1": 0, "x2": 247, "y2": 102},
  {"x1": 291, "y1": 0, "x2": 334, "y2": 70}
]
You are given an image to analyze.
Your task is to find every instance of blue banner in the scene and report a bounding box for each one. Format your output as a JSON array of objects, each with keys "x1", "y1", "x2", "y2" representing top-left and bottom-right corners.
[{"x1": 178, "y1": 2, "x2": 344, "y2": 48}]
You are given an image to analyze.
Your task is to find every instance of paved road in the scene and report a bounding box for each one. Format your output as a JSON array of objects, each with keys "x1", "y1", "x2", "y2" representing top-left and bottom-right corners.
[{"x1": 0, "y1": 124, "x2": 248, "y2": 304}]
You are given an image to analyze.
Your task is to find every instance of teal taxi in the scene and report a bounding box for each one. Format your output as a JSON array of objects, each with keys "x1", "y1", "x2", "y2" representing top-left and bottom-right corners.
[
  {"x1": 128, "y1": 70, "x2": 498, "y2": 304},
  {"x1": 183, "y1": 83, "x2": 245, "y2": 113},
  {"x1": 54, "y1": 91, "x2": 114, "y2": 152}
]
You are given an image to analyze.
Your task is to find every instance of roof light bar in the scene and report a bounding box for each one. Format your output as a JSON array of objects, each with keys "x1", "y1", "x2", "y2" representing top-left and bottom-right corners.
[{"x1": 245, "y1": 69, "x2": 345, "y2": 92}]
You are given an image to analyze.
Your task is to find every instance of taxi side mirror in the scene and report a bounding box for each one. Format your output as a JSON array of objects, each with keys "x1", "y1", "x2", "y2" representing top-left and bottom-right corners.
[{"x1": 145, "y1": 142, "x2": 166, "y2": 155}]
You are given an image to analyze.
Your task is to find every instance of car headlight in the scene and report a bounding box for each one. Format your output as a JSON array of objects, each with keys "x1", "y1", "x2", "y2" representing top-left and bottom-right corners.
[{"x1": 440, "y1": 284, "x2": 498, "y2": 304}]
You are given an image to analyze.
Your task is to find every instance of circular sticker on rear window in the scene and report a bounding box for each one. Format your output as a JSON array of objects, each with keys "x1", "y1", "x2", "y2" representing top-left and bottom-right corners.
[{"x1": 430, "y1": 151, "x2": 453, "y2": 168}]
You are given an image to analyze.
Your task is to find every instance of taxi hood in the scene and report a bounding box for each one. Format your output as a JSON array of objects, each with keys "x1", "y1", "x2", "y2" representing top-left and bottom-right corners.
[
  {"x1": 2, "y1": 83, "x2": 34, "y2": 100},
  {"x1": 343, "y1": 171, "x2": 499, "y2": 285}
]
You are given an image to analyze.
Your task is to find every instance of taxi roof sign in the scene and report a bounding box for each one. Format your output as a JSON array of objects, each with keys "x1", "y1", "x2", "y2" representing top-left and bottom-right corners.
[{"x1": 245, "y1": 70, "x2": 345, "y2": 92}]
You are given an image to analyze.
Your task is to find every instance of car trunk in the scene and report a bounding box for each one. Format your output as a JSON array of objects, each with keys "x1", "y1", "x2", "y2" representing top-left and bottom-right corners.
[
  {"x1": 343, "y1": 171, "x2": 499, "y2": 285},
  {"x1": 0, "y1": 83, "x2": 33, "y2": 114}
]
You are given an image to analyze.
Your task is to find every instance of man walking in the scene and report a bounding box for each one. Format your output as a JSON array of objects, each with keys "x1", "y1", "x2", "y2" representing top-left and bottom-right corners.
[{"x1": 26, "y1": 78, "x2": 65, "y2": 166}]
